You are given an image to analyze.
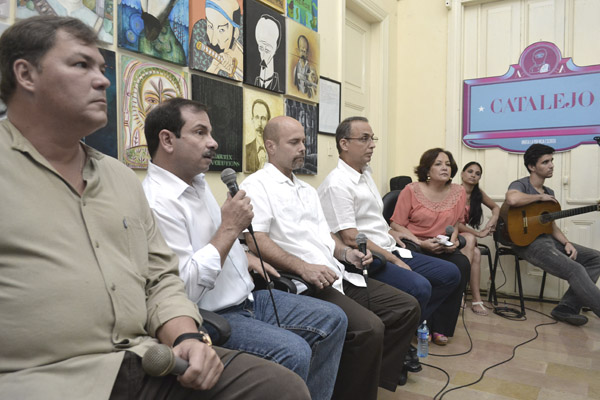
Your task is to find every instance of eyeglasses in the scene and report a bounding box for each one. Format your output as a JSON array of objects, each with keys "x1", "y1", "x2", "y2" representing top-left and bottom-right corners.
[{"x1": 345, "y1": 135, "x2": 379, "y2": 144}]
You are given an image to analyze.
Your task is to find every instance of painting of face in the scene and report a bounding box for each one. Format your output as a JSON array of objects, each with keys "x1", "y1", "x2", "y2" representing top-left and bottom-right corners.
[
  {"x1": 287, "y1": 18, "x2": 319, "y2": 101},
  {"x1": 243, "y1": 87, "x2": 283, "y2": 172},
  {"x1": 122, "y1": 55, "x2": 187, "y2": 168},
  {"x1": 285, "y1": 98, "x2": 317, "y2": 175},
  {"x1": 244, "y1": 0, "x2": 286, "y2": 93},
  {"x1": 189, "y1": 0, "x2": 244, "y2": 81}
]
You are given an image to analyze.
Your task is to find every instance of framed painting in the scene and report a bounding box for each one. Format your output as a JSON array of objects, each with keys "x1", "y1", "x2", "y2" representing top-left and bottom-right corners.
[
  {"x1": 0, "y1": 0, "x2": 9, "y2": 18},
  {"x1": 83, "y1": 49, "x2": 118, "y2": 158},
  {"x1": 286, "y1": 98, "x2": 317, "y2": 175},
  {"x1": 191, "y1": 74, "x2": 243, "y2": 172},
  {"x1": 16, "y1": 0, "x2": 114, "y2": 43},
  {"x1": 189, "y1": 0, "x2": 243, "y2": 81},
  {"x1": 318, "y1": 76, "x2": 341, "y2": 134},
  {"x1": 286, "y1": 0, "x2": 317, "y2": 32},
  {"x1": 244, "y1": 0, "x2": 286, "y2": 93},
  {"x1": 256, "y1": 0, "x2": 283, "y2": 14},
  {"x1": 286, "y1": 18, "x2": 319, "y2": 102},
  {"x1": 118, "y1": 0, "x2": 189, "y2": 65},
  {"x1": 121, "y1": 55, "x2": 188, "y2": 168},
  {"x1": 243, "y1": 87, "x2": 283, "y2": 172}
]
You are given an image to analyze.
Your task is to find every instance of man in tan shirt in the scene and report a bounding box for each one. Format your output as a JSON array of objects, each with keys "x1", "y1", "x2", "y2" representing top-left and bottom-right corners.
[{"x1": 0, "y1": 15, "x2": 309, "y2": 400}]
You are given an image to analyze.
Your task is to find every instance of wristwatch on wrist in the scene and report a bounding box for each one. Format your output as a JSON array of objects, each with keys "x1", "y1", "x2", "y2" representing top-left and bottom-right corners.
[{"x1": 173, "y1": 330, "x2": 212, "y2": 348}]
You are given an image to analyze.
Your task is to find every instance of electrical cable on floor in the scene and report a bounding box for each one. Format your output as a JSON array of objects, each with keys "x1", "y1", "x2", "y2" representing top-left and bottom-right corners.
[{"x1": 421, "y1": 300, "x2": 557, "y2": 400}]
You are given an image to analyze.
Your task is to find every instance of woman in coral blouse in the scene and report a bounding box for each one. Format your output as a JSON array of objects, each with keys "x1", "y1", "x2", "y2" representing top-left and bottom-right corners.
[{"x1": 390, "y1": 148, "x2": 471, "y2": 345}]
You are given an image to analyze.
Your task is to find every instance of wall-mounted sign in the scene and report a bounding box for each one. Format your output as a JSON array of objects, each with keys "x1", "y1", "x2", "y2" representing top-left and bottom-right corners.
[{"x1": 462, "y1": 42, "x2": 600, "y2": 153}]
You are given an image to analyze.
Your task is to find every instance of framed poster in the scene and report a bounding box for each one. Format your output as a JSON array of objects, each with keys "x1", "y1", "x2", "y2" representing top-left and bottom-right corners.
[
  {"x1": 243, "y1": 87, "x2": 284, "y2": 172},
  {"x1": 189, "y1": 0, "x2": 244, "y2": 81},
  {"x1": 118, "y1": 0, "x2": 189, "y2": 65},
  {"x1": 83, "y1": 49, "x2": 118, "y2": 158},
  {"x1": 318, "y1": 76, "x2": 341, "y2": 134},
  {"x1": 244, "y1": 0, "x2": 286, "y2": 93},
  {"x1": 286, "y1": 18, "x2": 319, "y2": 101},
  {"x1": 191, "y1": 74, "x2": 243, "y2": 172},
  {"x1": 286, "y1": 0, "x2": 317, "y2": 32},
  {"x1": 286, "y1": 98, "x2": 317, "y2": 175},
  {"x1": 121, "y1": 55, "x2": 188, "y2": 169}
]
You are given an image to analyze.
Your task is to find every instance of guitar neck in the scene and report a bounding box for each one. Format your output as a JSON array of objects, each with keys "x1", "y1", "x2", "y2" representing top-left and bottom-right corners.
[{"x1": 543, "y1": 204, "x2": 599, "y2": 223}]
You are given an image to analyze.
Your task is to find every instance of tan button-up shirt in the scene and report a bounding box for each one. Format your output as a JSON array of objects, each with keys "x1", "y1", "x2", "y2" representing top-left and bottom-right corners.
[{"x1": 0, "y1": 120, "x2": 200, "y2": 400}]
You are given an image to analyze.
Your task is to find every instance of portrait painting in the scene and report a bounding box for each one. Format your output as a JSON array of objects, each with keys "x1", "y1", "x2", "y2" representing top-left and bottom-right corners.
[
  {"x1": 121, "y1": 55, "x2": 188, "y2": 168},
  {"x1": 286, "y1": 0, "x2": 317, "y2": 32},
  {"x1": 256, "y1": 0, "x2": 283, "y2": 14},
  {"x1": 285, "y1": 98, "x2": 317, "y2": 175},
  {"x1": 83, "y1": 49, "x2": 117, "y2": 158},
  {"x1": 286, "y1": 18, "x2": 319, "y2": 101},
  {"x1": 16, "y1": 0, "x2": 114, "y2": 43},
  {"x1": 244, "y1": 0, "x2": 286, "y2": 93},
  {"x1": 118, "y1": 0, "x2": 189, "y2": 65},
  {"x1": 243, "y1": 87, "x2": 283, "y2": 173},
  {"x1": 191, "y1": 74, "x2": 243, "y2": 172},
  {"x1": 189, "y1": 0, "x2": 243, "y2": 81}
]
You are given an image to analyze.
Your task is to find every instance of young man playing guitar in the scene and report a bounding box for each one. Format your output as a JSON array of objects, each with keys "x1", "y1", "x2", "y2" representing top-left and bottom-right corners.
[{"x1": 504, "y1": 144, "x2": 600, "y2": 325}]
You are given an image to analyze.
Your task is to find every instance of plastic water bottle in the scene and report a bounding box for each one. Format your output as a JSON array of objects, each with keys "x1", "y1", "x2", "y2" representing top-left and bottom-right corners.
[{"x1": 417, "y1": 320, "x2": 429, "y2": 358}]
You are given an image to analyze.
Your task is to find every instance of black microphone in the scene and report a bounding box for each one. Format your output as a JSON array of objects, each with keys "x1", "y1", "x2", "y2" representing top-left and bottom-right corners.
[
  {"x1": 220, "y1": 168, "x2": 254, "y2": 234},
  {"x1": 356, "y1": 232, "x2": 368, "y2": 276},
  {"x1": 142, "y1": 344, "x2": 189, "y2": 377},
  {"x1": 445, "y1": 225, "x2": 466, "y2": 248}
]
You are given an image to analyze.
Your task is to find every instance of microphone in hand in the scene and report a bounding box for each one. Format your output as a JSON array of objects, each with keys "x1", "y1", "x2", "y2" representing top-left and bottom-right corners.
[
  {"x1": 220, "y1": 168, "x2": 254, "y2": 234},
  {"x1": 355, "y1": 232, "x2": 369, "y2": 276},
  {"x1": 142, "y1": 344, "x2": 189, "y2": 377}
]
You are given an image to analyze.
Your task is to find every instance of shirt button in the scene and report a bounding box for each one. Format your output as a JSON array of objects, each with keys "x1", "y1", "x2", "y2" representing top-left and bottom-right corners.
[
  {"x1": 82, "y1": 200, "x2": 86, "y2": 206},
  {"x1": 95, "y1": 241, "x2": 100, "y2": 248},
  {"x1": 111, "y1": 284, "x2": 116, "y2": 291}
]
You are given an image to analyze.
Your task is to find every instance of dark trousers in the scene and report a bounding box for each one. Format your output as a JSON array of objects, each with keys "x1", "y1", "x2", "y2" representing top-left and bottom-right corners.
[
  {"x1": 313, "y1": 278, "x2": 420, "y2": 399},
  {"x1": 424, "y1": 251, "x2": 470, "y2": 337},
  {"x1": 109, "y1": 348, "x2": 310, "y2": 400}
]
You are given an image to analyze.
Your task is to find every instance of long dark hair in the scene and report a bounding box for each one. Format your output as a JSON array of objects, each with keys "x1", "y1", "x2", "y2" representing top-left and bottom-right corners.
[{"x1": 463, "y1": 161, "x2": 483, "y2": 229}]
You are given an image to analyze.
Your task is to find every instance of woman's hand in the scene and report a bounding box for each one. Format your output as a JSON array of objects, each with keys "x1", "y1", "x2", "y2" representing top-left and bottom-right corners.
[{"x1": 420, "y1": 238, "x2": 445, "y2": 254}]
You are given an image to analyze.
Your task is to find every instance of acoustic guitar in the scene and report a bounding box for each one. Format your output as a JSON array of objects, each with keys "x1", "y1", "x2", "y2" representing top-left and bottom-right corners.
[{"x1": 499, "y1": 201, "x2": 600, "y2": 246}]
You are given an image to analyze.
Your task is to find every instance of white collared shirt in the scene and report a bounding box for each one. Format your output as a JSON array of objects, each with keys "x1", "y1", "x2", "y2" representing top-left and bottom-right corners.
[
  {"x1": 241, "y1": 163, "x2": 366, "y2": 293},
  {"x1": 142, "y1": 163, "x2": 254, "y2": 311},
  {"x1": 318, "y1": 159, "x2": 407, "y2": 254}
]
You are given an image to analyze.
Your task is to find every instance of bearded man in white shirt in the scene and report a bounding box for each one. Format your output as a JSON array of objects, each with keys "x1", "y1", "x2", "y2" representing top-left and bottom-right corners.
[
  {"x1": 142, "y1": 98, "x2": 347, "y2": 400},
  {"x1": 240, "y1": 115, "x2": 420, "y2": 400}
]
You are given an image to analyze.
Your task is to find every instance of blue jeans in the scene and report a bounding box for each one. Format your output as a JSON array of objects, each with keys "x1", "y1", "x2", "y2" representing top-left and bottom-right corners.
[
  {"x1": 513, "y1": 234, "x2": 600, "y2": 318},
  {"x1": 214, "y1": 290, "x2": 347, "y2": 400},
  {"x1": 370, "y1": 251, "x2": 461, "y2": 323}
]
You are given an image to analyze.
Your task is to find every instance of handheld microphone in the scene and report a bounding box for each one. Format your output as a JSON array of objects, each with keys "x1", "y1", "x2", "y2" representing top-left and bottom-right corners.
[
  {"x1": 142, "y1": 344, "x2": 189, "y2": 377},
  {"x1": 356, "y1": 232, "x2": 368, "y2": 276},
  {"x1": 445, "y1": 225, "x2": 466, "y2": 248},
  {"x1": 220, "y1": 168, "x2": 254, "y2": 234}
]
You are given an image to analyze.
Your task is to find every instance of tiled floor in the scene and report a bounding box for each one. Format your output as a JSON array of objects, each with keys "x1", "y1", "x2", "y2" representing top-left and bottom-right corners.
[{"x1": 378, "y1": 300, "x2": 600, "y2": 400}]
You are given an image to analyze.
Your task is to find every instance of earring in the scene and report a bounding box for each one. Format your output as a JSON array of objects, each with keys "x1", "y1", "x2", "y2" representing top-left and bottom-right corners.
[{"x1": 426, "y1": 175, "x2": 431, "y2": 182}]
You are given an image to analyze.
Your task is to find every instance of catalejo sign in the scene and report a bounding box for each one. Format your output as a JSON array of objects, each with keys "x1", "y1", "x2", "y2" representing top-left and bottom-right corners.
[{"x1": 462, "y1": 41, "x2": 600, "y2": 153}]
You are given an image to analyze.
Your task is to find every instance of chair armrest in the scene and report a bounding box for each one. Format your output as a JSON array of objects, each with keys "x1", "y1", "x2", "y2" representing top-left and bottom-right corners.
[
  {"x1": 251, "y1": 271, "x2": 314, "y2": 296},
  {"x1": 198, "y1": 308, "x2": 231, "y2": 346}
]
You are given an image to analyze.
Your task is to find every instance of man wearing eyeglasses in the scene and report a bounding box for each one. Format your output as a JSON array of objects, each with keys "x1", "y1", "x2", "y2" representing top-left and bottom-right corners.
[
  {"x1": 318, "y1": 117, "x2": 461, "y2": 374},
  {"x1": 241, "y1": 115, "x2": 420, "y2": 399}
]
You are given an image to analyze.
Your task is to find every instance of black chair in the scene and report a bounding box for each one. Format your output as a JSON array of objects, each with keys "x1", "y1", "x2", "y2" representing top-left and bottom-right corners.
[
  {"x1": 198, "y1": 308, "x2": 231, "y2": 346},
  {"x1": 488, "y1": 221, "x2": 548, "y2": 318},
  {"x1": 382, "y1": 190, "x2": 402, "y2": 224},
  {"x1": 389, "y1": 176, "x2": 413, "y2": 192}
]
